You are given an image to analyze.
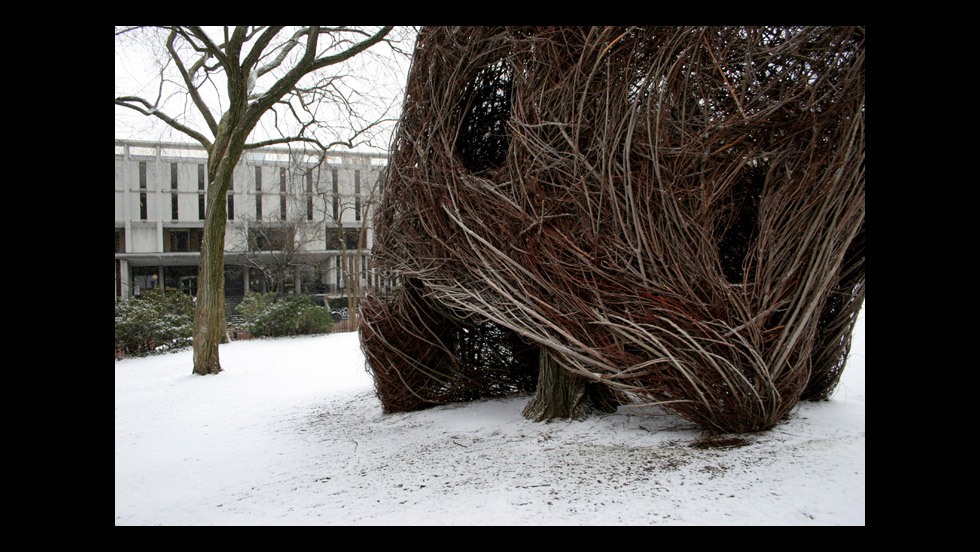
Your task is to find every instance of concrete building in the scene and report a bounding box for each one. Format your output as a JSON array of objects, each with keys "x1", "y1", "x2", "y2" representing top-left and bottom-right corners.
[{"x1": 114, "y1": 139, "x2": 391, "y2": 306}]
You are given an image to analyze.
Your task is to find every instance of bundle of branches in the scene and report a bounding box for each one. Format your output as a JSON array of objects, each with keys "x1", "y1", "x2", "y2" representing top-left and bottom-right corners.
[
  {"x1": 361, "y1": 26, "x2": 865, "y2": 433},
  {"x1": 360, "y1": 278, "x2": 539, "y2": 412}
]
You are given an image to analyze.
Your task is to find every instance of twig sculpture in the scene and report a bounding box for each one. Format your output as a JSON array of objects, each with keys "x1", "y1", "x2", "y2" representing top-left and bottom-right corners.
[{"x1": 360, "y1": 26, "x2": 865, "y2": 433}]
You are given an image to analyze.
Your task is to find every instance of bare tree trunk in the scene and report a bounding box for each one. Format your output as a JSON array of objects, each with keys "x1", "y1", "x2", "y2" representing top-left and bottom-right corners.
[
  {"x1": 521, "y1": 348, "x2": 613, "y2": 421},
  {"x1": 348, "y1": 253, "x2": 360, "y2": 327},
  {"x1": 523, "y1": 348, "x2": 588, "y2": 421},
  {"x1": 192, "y1": 130, "x2": 245, "y2": 375},
  {"x1": 192, "y1": 199, "x2": 227, "y2": 375}
]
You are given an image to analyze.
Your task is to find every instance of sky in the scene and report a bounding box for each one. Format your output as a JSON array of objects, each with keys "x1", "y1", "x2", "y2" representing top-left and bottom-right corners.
[{"x1": 114, "y1": 302, "x2": 865, "y2": 526}]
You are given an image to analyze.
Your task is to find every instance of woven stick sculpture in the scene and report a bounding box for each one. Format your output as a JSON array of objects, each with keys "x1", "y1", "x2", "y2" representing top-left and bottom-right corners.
[{"x1": 360, "y1": 26, "x2": 865, "y2": 433}]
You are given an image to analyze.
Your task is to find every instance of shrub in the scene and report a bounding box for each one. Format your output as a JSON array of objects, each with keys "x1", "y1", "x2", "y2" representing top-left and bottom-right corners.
[
  {"x1": 235, "y1": 292, "x2": 334, "y2": 338},
  {"x1": 115, "y1": 288, "x2": 195, "y2": 356}
]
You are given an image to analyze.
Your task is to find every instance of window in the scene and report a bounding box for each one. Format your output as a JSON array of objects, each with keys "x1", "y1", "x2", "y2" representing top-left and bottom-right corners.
[
  {"x1": 227, "y1": 177, "x2": 235, "y2": 220},
  {"x1": 280, "y1": 167, "x2": 287, "y2": 220},
  {"x1": 255, "y1": 167, "x2": 262, "y2": 220},
  {"x1": 171, "y1": 163, "x2": 179, "y2": 219},
  {"x1": 326, "y1": 227, "x2": 360, "y2": 250},
  {"x1": 115, "y1": 228, "x2": 125, "y2": 253},
  {"x1": 251, "y1": 233, "x2": 268, "y2": 251},
  {"x1": 306, "y1": 172, "x2": 314, "y2": 221},
  {"x1": 331, "y1": 168, "x2": 339, "y2": 220},
  {"x1": 166, "y1": 228, "x2": 203, "y2": 253},
  {"x1": 248, "y1": 227, "x2": 293, "y2": 251},
  {"x1": 170, "y1": 230, "x2": 189, "y2": 252},
  {"x1": 139, "y1": 161, "x2": 148, "y2": 220},
  {"x1": 198, "y1": 164, "x2": 206, "y2": 220},
  {"x1": 355, "y1": 170, "x2": 362, "y2": 221}
]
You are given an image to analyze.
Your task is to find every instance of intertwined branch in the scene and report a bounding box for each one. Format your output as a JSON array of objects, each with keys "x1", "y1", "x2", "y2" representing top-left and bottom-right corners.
[{"x1": 361, "y1": 26, "x2": 865, "y2": 433}]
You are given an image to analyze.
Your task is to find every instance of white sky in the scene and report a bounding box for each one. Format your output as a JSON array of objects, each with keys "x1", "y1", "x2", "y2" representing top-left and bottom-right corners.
[{"x1": 114, "y1": 303, "x2": 865, "y2": 526}]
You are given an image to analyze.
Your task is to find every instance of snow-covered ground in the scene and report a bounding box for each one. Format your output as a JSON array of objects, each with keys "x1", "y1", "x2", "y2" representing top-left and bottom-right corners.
[{"x1": 115, "y1": 305, "x2": 864, "y2": 525}]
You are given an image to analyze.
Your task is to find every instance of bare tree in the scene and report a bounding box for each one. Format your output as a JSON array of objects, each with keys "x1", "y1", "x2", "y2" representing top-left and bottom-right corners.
[
  {"x1": 115, "y1": 26, "x2": 409, "y2": 375},
  {"x1": 239, "y1": 215, "x2": 317, "y2": 296},
  {"x1": 321, "y1": 165, "x2": 383, "y2": 327},
  {"x1": 236, "y1": 160, "x2": 329, "y2": 296}
]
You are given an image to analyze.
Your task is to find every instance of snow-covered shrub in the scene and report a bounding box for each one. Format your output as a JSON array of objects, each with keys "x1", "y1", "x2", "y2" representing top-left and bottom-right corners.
[
  {"x1": 115, "y1": 288, "x2": 194, "y2": 356},
  {"x1": 235, "y1": 292, "x2": 333, "y2": 338}
]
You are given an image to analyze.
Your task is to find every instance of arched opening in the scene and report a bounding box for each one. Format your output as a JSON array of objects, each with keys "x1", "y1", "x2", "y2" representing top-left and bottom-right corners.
[
  {"x1": 718, "y1": 160, "x2": 767, "y2": 283},
  {"x1": 455, "y1": 60, "x2": 513, "y2": 174}
]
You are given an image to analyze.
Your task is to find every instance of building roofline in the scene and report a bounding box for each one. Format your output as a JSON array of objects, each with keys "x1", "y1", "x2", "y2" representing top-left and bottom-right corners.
[{"x1": 114, "y1": 139, "x2": 389, "y2": 162}]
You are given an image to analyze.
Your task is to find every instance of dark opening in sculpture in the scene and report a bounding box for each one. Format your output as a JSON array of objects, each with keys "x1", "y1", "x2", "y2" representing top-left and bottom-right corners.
[{"x1": 360, "y1": 26, "x2": 865, "y2": 433}]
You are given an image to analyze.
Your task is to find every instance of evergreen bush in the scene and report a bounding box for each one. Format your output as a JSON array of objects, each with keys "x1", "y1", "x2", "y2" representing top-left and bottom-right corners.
[
  {"x1": 236, "y1": 293, "x2": 334, "y2": 338},
  {"x1": 115, "y1": 288, "x2": 195, "y2": 356}
]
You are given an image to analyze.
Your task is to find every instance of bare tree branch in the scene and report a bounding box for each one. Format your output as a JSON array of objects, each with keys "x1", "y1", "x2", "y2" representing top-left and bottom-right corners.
[
  {"x1": 167, "y1": 29, "x2": 219, "y2": 135},
  {"x1": 114, "y1": 96, "x2": 212, "y2": 147},
  {"x1": 247, "y1": 26, "x2": 301, "y2": 78}
]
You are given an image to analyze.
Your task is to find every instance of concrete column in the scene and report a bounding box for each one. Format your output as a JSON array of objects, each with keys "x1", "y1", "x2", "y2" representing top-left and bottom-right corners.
[
  {"x1": 119, "y1": 259, "x2": 130, "y2": 300},
  {"x1": 243, "y1": 267, "x2": 250, "y2": 294}
]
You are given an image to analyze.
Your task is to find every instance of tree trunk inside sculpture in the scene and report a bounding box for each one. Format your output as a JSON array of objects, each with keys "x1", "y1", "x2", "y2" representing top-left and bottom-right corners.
[{"x1": 522, "y1": 348, "x2": 621, "y2": 422}]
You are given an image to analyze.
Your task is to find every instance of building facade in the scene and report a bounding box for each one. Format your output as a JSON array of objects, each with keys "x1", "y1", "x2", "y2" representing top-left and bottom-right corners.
[{"x1": 114, "y1": 139, "x2": 392, "y2": 304}]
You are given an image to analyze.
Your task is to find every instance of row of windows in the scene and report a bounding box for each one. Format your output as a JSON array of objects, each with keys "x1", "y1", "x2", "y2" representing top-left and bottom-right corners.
[
  {"x1": 134, "y1": 162, "x2": 365, "y2": 223},
  {"x1": 116, "y1": 228, "x2": 204, "y2": 253},
  {"x1": 253, "y1": 194, "x2": 291, "y2": 221},
  {"x1": 118, "y1": 259, "x2": 398, "y2": 300},
  {"x1": 115, "y1": 227, "x2": 366, "y2": 253},
  {"x1": 137, "y1": 192, "x2": 365, "y2": 223},
  {"x1": 139, "y1": 192, "x2": 207, "y2": 221},
  {"x1": 253, "y1": 166, "x2": 290, "y2": 193},
  {"x1": 135, "y1": 161, "x2": 365, "y2": 195},
  {"x1": 137, "y1": 161, "x2": 207, "y2": 221}
]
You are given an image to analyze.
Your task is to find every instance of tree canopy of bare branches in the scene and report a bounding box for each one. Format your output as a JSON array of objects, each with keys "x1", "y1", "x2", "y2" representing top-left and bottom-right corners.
[{"x1": 360, "y1": 26, "x2": 865, "y2": 433}]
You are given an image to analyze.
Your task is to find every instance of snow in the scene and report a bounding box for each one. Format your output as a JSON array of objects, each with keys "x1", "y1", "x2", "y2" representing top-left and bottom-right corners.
[{"x1": 115, "y1": 304, "x2": 865, "y2": 526}]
